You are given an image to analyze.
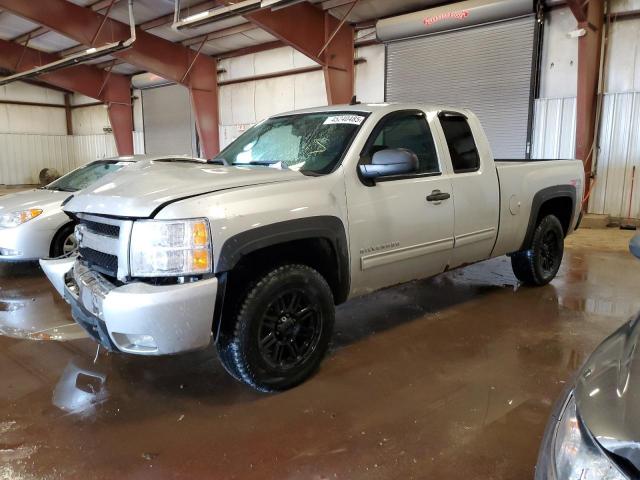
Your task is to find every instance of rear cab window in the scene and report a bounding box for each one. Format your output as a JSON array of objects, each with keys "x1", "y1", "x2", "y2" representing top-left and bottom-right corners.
[{"x1": 438, "y1": 113, "x2": 481, "y2": 173}]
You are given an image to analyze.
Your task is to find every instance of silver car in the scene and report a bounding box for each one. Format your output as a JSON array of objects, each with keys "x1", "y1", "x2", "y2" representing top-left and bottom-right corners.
[
  {"x1": 0, "y1": 155, "x2": 202, "y2": 262},
  {"x1": 535, "y1": 235, "x2": 640, "y2": 479}
]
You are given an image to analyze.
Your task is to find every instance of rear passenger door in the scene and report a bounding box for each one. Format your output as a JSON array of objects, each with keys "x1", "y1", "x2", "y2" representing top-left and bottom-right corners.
[{"x1": 437, "y1": 112, "x2": 500, "y2": 268}]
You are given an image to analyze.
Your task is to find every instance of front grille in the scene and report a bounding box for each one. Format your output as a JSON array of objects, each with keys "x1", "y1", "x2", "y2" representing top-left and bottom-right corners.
[
  {"x1": 79, "y1": 247, "x2": 118, "y2": 278},
  {"x1": 83, "y1": 219, "x2": 120, "y2": 238}
]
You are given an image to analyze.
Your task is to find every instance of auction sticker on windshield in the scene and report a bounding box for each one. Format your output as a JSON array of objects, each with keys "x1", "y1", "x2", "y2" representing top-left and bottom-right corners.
[{"x1": 323, "y1": 115, "x2": 365, "y2": 126}]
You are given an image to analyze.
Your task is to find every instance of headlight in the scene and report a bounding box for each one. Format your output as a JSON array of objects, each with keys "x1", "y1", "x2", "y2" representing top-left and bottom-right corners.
[
  {"x1": 553, "y1": 394, "x2": 626, "y2": 479},
  {"x1": 129, "y1": 219, "x2": 212, "y2": 277},
  {"x1": 0, "y1": 209, "x2": 43, "y2": 228}
]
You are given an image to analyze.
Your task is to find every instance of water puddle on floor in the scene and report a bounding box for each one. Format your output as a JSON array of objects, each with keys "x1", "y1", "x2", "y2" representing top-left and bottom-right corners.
[{"x1": 0, "y1": 300, "x2": 25, "y2": 312}]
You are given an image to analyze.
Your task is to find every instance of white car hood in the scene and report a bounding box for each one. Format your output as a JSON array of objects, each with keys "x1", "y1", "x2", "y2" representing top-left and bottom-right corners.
[
  {"x1": 0, "y1": 188, "x2": 71, "y2": 214},
  {"x1": 64, "y1": 160, "x2": 306, "y2": 218}
]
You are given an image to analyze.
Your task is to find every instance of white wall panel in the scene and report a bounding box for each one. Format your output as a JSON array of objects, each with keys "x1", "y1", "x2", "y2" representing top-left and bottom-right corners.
[
  {"x1": 72, "y1": 105, "x2": 111, "y2": 135},
  {"x1": 589, "y1": 92, "x2": 640, "y2": 219},
  {"x1": 254, "y1": 76, "x2": 295, "y2": 121},
  {"x1": 292, "y1": 70, "x2": 327, "y2": 109},
  {"x1": 355, "y1": 44, "x2": 385, "y2": 103},
  {"x1": 216, "y1": 42, "x2": 383, "y2": 149},
  {"x1": 539, "y1": 7, "x2": 578, "y2": 99},
  {"x1": 0, "y1": 132, "x2": 144, "y2": 185},
  {"x1": 0, "y1": 134, "x2": 72, "y2": 185},
  {"x1": 533, "y1": 94, "x2": 640, "y2": 219},
  {"x1": 0, "y1": 81, "x2": 65, "y2": 105},
  {"x1": 532, "y1": 97, "x2": 576, "y2": 159},
  {"x1": 0, "y1": 104, "x2": 67, "y2": 135},
  {"x1": 605, "y1": 18, "x2": 640, "y2": 93}
]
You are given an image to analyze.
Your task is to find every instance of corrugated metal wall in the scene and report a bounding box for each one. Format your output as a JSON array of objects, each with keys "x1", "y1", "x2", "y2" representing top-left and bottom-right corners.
[
  {"x1": 532, "y1": 93, "x2": 640, "y2": 219},
  {"x1": 589, "y1": 92, "x2": 640, "y2": 219},
  {"x1": 0, "y1": 132, "x2": 145, "y2": 185},
  {"x1": 531, "y1": 97, "x2": 576, "y2": 159}
]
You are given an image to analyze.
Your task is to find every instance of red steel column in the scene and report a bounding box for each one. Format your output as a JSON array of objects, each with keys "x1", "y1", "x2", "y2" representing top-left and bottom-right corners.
[
  {"x1": 569, "y1": 0, "x2": 604, "y2": 188},
  {"x1": 102, "y1": 74, "x2": 134, "y2": 155}
]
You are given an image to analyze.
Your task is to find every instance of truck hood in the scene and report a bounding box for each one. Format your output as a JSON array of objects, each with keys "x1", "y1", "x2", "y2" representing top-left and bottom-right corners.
[
  {"x1": 0, "y1": 188, "x2": 70, "y2": 214},
  {"x1": 575, "y1": 311, "x2": 640, "y2": 471},
  {"x1": 64, "y1": 160, "x2": 306, "y2": 218}
]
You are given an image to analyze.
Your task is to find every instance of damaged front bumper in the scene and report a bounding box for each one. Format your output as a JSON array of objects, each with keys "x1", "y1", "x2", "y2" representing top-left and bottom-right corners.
[{"x1": 40, "y1": 256, "x2": 218, "y2": 355}]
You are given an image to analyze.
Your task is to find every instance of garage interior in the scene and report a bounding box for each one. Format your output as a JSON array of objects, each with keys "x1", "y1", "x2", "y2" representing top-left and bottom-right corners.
[{"x1": 0, "y1": 0, "x2": 639, "y2": 478}]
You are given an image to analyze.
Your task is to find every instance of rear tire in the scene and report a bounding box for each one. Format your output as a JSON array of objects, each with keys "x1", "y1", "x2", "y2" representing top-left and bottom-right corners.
[
  {"x1": 511, "y1": 214, "x2": 564, "y2": 286},
  {"x1": 50, "y1": 223, "x2": 77, "y2": 258},
  {"x1": 216, "y1": 264, "x2": 334, "y2": 392}
]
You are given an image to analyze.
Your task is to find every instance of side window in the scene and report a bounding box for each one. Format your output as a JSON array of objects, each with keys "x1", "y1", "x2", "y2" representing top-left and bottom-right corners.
[
  {"x1": 439, "y1": 114, "x2": 480, "y2": 173},
  {"x1": 363, "y1": 112, "x2": 440, "y2": 175}
]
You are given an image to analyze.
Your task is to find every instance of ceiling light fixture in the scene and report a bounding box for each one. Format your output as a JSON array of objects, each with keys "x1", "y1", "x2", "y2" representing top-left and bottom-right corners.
[
  {"x1": 172, "y1": 0, "x2": 308, "y2": 30},
  {"x1": 0, "y1": 0, "x2": 137, "y2": 87}
]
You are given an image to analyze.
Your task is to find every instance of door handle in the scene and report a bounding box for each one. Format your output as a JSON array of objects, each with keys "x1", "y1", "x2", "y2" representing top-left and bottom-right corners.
[{"x1": 426, "y1": 190, "x2": 451, "y2": 202}]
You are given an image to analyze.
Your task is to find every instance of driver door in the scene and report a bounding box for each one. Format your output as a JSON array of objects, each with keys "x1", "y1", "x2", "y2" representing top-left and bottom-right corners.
[{"x1": 347, "y1": 110, "x2": 455, "y2": 295}]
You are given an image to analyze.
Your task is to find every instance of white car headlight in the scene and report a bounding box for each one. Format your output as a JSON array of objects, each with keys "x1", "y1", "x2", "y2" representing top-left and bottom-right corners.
[
  {"x1": 553, "y1": 394, "x2": 626, "y2": 479},
  {"x1": 0, "y1": 208, "x2": 43, "y2": 228},
  {"x1": 129, "y1": 219, "x2": 212, "y2": 277}
]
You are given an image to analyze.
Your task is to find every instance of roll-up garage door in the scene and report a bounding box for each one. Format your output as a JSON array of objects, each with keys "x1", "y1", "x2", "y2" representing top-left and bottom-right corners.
[
  {"x1": 141, "y1": 84, "x2": 198, "y2": 156},
  {"x1": 381, "y1": 1, "x2": 537, "y2": 159}
]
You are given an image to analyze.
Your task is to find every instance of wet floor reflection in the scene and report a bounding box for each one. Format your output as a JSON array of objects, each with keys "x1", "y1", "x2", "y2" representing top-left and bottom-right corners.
[
  {"x1": 53, "y1": 357, "x2": 108, "y2": 417},
  {"x1": 0, "y1": 261, "x2": 86, "y2": 342},
  {"x1": 0, "y1": 230, "x2": 638, "y2": 479}
]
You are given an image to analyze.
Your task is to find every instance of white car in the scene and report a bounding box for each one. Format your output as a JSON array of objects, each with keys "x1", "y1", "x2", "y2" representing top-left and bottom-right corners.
[
  {"x1": 0, "y1": 155, "x2": 203, "y2": 261},
  {"x1": 41, "y1": 103, "x2": 585, "y2": 392}
]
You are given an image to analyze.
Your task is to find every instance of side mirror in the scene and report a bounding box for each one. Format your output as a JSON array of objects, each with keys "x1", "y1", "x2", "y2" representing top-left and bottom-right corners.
[
  {"x1": 359, "y1": 148, "x2": 418, "y2": 180},
  {"x1": 630, "y1": 235, "x2": 640, "y2": 260}
]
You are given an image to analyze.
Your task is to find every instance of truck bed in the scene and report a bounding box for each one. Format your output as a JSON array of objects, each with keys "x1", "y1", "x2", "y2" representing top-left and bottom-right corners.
[{"x1": 492, "y1": 159, "x2": 584, "y2": 257}]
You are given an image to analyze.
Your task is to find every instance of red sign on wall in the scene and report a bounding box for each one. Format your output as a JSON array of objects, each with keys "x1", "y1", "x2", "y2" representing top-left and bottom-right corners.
[{"x1": 423, "y1": 10, "x2": 470, "y2": 27}]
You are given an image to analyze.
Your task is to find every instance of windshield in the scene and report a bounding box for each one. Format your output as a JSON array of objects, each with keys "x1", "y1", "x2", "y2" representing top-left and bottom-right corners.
[
  {"x1": 46, "y1": 161, "x2": 127, "y2": 192},
  {"x1": 214, "y1": 111, "x2": 369, "y2": 175}
]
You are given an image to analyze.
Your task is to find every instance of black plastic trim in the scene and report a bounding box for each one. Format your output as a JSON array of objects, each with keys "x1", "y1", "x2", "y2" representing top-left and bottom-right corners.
[
  {"x1": 216, "y1": 216, "x2": 348, "y2": 273},
  {"x1": 212, "y1": 271, "x2": 228, "y2": 343},
  {"x1": 520, "y1": 184, "x2": 577, "y2": 251},
  {"x1": 66, "y1": 291, "x2": 118, "y2": 352},
  {"x1": 375, "y1": 171, "x2": 442, "y2": 183}
]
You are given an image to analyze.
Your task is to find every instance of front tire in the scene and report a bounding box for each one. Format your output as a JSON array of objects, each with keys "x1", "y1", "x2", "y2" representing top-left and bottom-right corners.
[
  {"x1": 217, "y1": 264, "x2": 335, "y2": 392},
  {"x1": 50, "y1": 223, "x2": 77, "y2": 258},
  {"x1": 511, "y1": 214, "x2": 564, "y2": 286}
]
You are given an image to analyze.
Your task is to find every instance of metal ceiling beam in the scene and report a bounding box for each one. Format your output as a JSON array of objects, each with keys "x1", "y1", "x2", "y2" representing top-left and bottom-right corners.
[
  {"x1": 246, "y1": 1, "x2": 355, "y2": 104},
  {"x1": 571, "y1": 0, "x2": 604, "y2": 194},
  {"x1": 0, "y1": 0, "x2": 220, "y2": 157},
  {"x1": 11, "y1": 0, "x2": 121, "y2": 45},
  {"x1": 0, "y1": 38, "x2": 133, "y2": 155}
]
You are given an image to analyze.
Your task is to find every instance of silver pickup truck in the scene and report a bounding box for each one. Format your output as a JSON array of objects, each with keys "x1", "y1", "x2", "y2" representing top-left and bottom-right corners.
[{"x1": 41, "y1": 103, "x2": 584, "y2": 392}]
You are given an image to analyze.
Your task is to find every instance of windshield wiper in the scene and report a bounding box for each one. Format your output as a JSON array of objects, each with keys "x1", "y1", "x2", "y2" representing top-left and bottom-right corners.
[
  {"x1": 44, "y1": 186, "x2": 75, "y2": 192},
  {"x1": 208, "y1": 158, "x2": 229, "y2": 166}
]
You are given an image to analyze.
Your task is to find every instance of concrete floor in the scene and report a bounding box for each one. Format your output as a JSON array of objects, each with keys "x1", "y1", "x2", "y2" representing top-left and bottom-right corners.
[{"x1": 0, "y1": 228, "x2": 639, "y2": 479}]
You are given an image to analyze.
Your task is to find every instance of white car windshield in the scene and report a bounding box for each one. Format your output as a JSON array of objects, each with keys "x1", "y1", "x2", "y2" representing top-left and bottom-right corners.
[
  {"x1": 45, "y1": 161, "x2": 126, "y2": 192},
  {"x1": 214, "y1": 112, "x2": 369, "y2": 175}
]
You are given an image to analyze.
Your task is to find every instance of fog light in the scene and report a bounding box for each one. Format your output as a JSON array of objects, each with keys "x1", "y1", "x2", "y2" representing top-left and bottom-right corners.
[
  {"x1": 0, "y1": 248, "x2": 21, "y2": 256},
  {"x1": 112, "y1": 333, "x2": 158, "y2": 352}
]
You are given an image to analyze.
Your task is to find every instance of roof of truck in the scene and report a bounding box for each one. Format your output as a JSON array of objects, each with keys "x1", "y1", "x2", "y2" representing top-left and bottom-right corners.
[{"x1": 274, "y1": 102, "x2": 469, "y2": 117}]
